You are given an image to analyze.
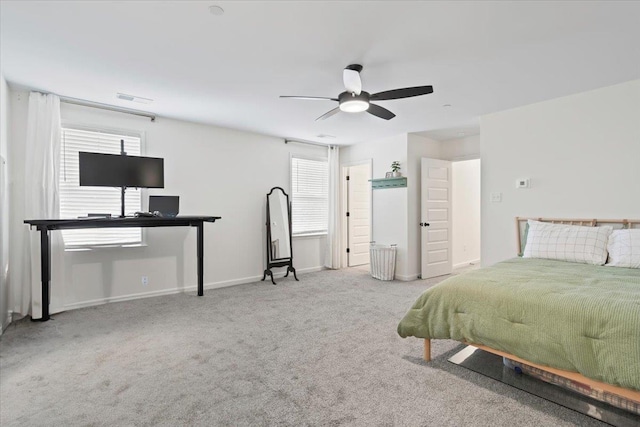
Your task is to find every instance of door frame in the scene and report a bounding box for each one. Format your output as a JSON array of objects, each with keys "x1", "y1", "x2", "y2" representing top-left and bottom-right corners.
[{"x1": 340, "y1": 159, "x2": 373, "y2": 269}]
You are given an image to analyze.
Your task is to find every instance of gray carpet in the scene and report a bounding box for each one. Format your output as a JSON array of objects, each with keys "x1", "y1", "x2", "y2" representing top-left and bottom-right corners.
[{"x1": 0, "y1": 267, "x2": 606, "y2": 426}]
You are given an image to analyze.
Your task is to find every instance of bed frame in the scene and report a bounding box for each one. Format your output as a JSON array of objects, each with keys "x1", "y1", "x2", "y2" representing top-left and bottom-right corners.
[{"x1": 422, "y1": 217, "x2": 640, "y2": 407}]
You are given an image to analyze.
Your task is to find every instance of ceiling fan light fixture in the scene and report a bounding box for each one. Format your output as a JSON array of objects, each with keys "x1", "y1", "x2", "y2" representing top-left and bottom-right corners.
[
  {"x1": 339, "y1": 99, "x2": 369, "y2": 113},
  {"x1": 279, "y1": 64, "x2": 433, "y2": 121}
]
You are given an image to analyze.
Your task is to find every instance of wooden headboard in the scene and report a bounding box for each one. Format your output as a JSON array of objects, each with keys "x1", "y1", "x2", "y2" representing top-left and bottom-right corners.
[{"x1": 516, "y1": 217, "x2": 640, "y2": 256}]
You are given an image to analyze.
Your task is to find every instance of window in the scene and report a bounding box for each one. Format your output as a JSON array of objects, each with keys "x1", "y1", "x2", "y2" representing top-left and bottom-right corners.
[
  {"x1": 291, "y1": 156, "x2": 328, "y2": 235},
  {"x1": 59, "y1": 127, "x2": 142, "y2": 246}
]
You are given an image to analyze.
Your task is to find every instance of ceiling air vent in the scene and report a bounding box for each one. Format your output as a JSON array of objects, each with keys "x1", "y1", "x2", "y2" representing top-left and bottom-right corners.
[{"x1": 116, "y1": 93, "x2": 153, "y2": 104}]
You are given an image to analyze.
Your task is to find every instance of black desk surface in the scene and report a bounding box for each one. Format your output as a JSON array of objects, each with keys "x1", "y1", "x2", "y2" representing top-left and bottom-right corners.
[
  {"x1": 24, "y1": 215, "x2": 221, "y2": 321},
  {"x1": 25, "y1": 216, "x2": 221, "y2": 230}
]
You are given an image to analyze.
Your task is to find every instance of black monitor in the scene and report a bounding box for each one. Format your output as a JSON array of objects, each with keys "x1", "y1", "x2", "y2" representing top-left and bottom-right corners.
[{"x1": 79, "y1": 152, "x2": 164, "y2": 188}]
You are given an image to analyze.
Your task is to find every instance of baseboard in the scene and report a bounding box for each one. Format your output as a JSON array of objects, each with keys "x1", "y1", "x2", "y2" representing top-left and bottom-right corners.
[
  {"x1": 453, "y1": 259, "x2": 481, "y2": 269},
  {"x1": 0, "y1": 311, "x2": 12, "y2": 336},
  {"x1": 62, "y1": 265, "x2": 325, "y2": 312},
  {"x1": 395, "y1": 273, "x2": 419, "y2": 281},
  {"x1": 398, "y1": 260, "x2": 480, "y2": 282}
]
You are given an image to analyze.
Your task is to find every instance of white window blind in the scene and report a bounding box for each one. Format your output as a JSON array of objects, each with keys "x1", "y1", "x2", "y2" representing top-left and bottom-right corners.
[
  {"x1": 291, "y1": 156, "x2": 328, "y2": 235},
  {"x1": 60, "y1": 127, "x2": 142, "y2": 246}
]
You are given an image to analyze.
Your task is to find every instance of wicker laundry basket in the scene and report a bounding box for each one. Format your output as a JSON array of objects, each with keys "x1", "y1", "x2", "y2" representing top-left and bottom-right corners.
[{"x1": 369, "y1": 243, "x2": 397, "y2": 281}]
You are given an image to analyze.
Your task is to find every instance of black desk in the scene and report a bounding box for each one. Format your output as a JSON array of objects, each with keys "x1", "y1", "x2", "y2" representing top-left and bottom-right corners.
[{"x1": 24, "y1": 216, "x2": 221, "y2": 321}]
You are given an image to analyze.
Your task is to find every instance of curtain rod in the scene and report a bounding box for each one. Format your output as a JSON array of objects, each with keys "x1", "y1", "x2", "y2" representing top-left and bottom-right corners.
[
  {"x1": 284, "y1": 138, "x2": 332, "y2": 148},
  {"x1": 59, "y1": 96, "x2": 156, "y2": 122}
]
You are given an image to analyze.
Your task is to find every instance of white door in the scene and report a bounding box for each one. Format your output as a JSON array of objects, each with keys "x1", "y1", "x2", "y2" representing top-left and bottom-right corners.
[
  {"x1": 347, "y1": 163, "x2": 371, "y2": 266},
  {"x1": 421, "y1": 158, "x2": 452, "y2": 279}
]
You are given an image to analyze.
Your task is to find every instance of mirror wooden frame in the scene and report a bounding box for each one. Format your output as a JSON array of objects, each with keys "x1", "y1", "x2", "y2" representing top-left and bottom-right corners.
[{"x1": 262, "y1": 187, "x2": 298, "y2": 285}]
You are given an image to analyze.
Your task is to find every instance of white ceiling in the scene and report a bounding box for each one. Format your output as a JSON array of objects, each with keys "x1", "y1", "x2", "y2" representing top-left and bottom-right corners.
[{"x1": 1, "y1": 1, "x2": 639, "y2": 145}]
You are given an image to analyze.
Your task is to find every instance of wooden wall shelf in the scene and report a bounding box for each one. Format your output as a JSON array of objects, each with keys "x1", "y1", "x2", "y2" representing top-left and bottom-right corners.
[{"x1": 369, "y1": 177, "x2": 407, "y2": 189}]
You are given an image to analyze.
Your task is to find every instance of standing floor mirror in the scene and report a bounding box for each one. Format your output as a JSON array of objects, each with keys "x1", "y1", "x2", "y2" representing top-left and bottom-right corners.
[{"x1": 262, "y1": 187, "x2": 298, "y2": 285}]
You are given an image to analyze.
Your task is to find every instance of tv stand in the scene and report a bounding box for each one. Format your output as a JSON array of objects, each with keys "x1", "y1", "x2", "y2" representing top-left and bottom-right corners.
[{"x1": 24, "y1": 216, "x2": 221, "y2": 321}]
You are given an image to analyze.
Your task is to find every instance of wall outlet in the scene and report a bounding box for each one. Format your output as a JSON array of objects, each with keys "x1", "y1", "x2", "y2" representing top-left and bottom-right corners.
[
  {"x1": 141, "y1": 276, "x2": 149, "y2": 286},
  {"x1": 490, "y1": 192, "x2": 502, "y2": 203}
]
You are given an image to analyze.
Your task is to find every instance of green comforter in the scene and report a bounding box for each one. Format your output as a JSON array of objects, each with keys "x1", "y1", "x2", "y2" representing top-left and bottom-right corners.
[{"x1": 397, "y1": 258, "x2": 640, "y2": 391}]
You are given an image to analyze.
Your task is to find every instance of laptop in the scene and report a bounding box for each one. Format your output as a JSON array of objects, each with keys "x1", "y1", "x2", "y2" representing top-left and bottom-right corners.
[{"x1": 149, "y1": 196, "x2": 179, "y2": 217}]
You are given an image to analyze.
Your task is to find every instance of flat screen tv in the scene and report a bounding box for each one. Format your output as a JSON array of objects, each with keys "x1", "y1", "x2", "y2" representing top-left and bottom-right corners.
[{"x1": 79, "y1": 152, "x2": 164, "y2": 188}]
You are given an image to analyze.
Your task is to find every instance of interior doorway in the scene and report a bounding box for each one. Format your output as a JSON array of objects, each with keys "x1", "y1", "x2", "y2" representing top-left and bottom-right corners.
[
  {"x1": 451, "y1": 158, "x2": 481, "y2": 269},
  {"x1": 342, "y1": 161, "x2": 372, "y2": 267},
  {"x1": 420, "y1": 157, "x2": 480, "y2": 279}
]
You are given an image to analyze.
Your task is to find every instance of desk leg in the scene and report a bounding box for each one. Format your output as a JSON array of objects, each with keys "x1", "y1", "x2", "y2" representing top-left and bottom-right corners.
[
  {"x1": 197, "y1": 222, "x2": 204, "y2": 296},
  {"x1": 38, "y1": 228, "x2": 51, "y2": 321}
]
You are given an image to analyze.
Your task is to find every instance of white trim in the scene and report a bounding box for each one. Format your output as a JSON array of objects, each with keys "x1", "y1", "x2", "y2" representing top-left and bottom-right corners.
[
  {"x1": 293, "y1": 232, "x2": 327, "y2": 239},
  {"x1": 60, "y1": 266, "x2": 325, "y2": 312},
  {"x1": 60, "y1": 121, "x2": 145, "y2": 140},
  {"x1": 453, "y1": 259, "x2": 481, "y2": 269},
  {"x1": 396, "y1": 273, "x2": 420, "y2": 281},
  {"x1": 0, "y1": 311, "x2": 12, "y2": 336},
  {"x1": 450, "y1": 153, "x2": 481, "y2": 162},
  {"x1": 64, "y1": 243, "x2": 149, "y2": 251},
  {"x1": 289, "y1": 152, "x2": 328, "y2": 163}
]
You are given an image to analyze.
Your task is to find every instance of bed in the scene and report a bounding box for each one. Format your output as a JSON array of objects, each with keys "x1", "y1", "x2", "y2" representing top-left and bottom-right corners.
[{"x1": 397, "y1": 218, "x2": 640, "y2": 412}]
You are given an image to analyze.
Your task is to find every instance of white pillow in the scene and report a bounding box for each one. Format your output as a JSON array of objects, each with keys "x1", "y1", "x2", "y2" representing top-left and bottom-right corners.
[
  {"x1": 523, "y1": 220, "x2": 612, "y2": 265},
  {"x1": 606, "y1": 229, "x2": 640, "y2": 268}
]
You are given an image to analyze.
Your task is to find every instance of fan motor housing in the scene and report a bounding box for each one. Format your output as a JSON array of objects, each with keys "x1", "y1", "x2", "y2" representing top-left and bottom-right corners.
[
  {"x1": 339, "y1": 91, "x2": 370, "y2": 104},
  {"x1": 338, "y1": 91, "x2": 370, "y2": 112}
]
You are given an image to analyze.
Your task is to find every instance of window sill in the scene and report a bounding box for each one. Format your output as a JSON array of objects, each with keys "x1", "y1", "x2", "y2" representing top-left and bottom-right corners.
[
  {"x1": 65, "y1": 243, "x2": 147, "y2": 252},
  {"x1": 293, "y1": 232, "x2": 327, "y2": 239}
]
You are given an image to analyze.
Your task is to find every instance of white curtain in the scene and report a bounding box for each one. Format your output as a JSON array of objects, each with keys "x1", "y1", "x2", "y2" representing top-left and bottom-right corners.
[
  {"x1": 0, "y1": 155, "x2": 8, "y2": 319},
  {"x1": 324, "y1": 145, "x2": 341, "y2": 269},
  {"x1": 13, "y1": 92, "x2": 63, "y2": 318}
]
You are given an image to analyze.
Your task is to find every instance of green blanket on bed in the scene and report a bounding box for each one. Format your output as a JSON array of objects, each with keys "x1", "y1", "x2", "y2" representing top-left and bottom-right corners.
[{"x1": 397, "y1": 258, "x2": 640, "y2": 391}]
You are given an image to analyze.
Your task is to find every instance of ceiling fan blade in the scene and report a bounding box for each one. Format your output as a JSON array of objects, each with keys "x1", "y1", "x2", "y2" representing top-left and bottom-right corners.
[
  {"x1": 370, "y1": 85, "x2": 433, "y2": 101},
  {"x1": 280, "y1": 96, "x2": 338, "y2": 101},
  {"x1": 367, "y1": 103, "x2": 396, "y2": 120},
  {"x1": 316, "y1": 107, "x2": 341, "y2": 121},
  {"x1": 343, "y1": 66, "x2": 362, "y2": 95}
]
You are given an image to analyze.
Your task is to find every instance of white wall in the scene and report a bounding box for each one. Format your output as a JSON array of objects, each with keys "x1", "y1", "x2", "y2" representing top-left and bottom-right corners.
[
  {"x1": 8, "y1": 90, "x2": 326, "y2": 314},
  {"x1": 340, "y1": 134, "x2": 409, "y2": 278},
  {"x1": 452, "y1": 159, "x2": 481, "y2": 267},
  {"x1": 0, "y1": 74, "x2": 9, "y2": 332},
  {"x1": 440, "y1": 134, "x2": 480, "y2": 161},
  {"x1": 481, "y1": 79, "x2": 640, "y2": 266}
]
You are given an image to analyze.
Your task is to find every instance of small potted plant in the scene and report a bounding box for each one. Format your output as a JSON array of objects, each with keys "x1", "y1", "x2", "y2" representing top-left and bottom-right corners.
[{"x1": 391, "y1": 161, "x2": 401, "y2": 177}]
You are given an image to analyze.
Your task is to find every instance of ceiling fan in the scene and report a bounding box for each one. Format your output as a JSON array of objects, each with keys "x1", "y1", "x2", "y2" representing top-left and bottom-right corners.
[{"x1": 280, "y1": 64, "x2": 433, "y2": 121}]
